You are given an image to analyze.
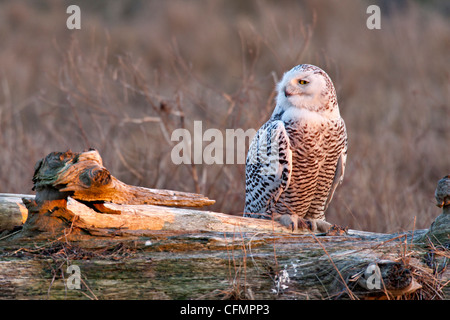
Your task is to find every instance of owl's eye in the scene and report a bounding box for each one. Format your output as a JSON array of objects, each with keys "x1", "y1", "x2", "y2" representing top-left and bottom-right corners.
[{"x1": 298, "y1": 79, "x2": 309, "y2": 85}]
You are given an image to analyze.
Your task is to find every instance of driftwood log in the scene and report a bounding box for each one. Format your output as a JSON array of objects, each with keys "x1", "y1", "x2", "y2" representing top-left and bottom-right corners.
[{"x1": 0, "y1": 150, "x2": 448, "y2": 300}]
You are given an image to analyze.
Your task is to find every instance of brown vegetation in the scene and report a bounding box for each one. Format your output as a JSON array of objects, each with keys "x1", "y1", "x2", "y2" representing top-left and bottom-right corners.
[{"x1": 0, "y1": 0, "x2": 449, "y2": 233}]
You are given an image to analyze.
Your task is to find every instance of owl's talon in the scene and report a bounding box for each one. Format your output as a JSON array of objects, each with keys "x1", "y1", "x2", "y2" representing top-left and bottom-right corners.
[
  {"x1": 276, "y1": 214, "x2": 297, "y2": 231},
  {"x1": 298, "y1": 218, "x2": 312, "y2": 230}
]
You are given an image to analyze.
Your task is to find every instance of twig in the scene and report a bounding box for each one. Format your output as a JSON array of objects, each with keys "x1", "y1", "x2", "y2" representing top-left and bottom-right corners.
[
  {"x1": 0, "y1": 229, "x2": 22, "y2": 241},
  {"x1": 80, "y1": 277, "x2": 98, "y2": 300}
]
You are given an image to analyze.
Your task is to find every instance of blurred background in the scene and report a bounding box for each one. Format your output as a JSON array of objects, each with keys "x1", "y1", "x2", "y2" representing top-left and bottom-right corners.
[{"x1": 0, "y1": 0, "x2": 448, "y2": 232}]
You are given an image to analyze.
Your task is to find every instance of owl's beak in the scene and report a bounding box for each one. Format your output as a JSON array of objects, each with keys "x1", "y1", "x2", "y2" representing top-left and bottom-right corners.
[{"x1": 284, "y1": 87, "x2": 293, "y2": 97}]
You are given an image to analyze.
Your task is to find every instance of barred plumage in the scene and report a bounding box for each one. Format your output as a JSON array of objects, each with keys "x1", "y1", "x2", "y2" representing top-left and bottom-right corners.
[{"x1": 243, "y1": 64, "x2": 347, "y2": 232}]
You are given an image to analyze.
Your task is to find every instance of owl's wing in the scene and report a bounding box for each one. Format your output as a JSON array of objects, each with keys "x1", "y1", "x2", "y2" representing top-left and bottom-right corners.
[
  {"x1": 324, "y1": 124, "x2": 347, "y2": 211},
  {"x1": 244, "y1": 120, "x2": 292, "y2": 218}
]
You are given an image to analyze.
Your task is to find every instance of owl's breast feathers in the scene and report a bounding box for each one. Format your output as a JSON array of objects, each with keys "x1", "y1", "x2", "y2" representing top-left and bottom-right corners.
[
  {"x1": 283, "y1": 115, "x2": 347, "y2": 219},
  {"x1": 244, "y1": 112, "x2": 347, "y2": 220}
]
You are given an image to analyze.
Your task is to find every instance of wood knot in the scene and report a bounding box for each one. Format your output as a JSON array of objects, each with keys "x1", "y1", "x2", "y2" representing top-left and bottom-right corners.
[
  {"x1": 79, "y1": 167, "x2": 111, "y2": 188},
  {"x1": 382, "y1": 263, "x2": 412, "y2": 291}
]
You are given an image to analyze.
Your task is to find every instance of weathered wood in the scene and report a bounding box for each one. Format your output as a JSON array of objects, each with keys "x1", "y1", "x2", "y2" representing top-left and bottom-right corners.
[
  {"x1": 1, "y1": 190, "x2": 448, "y2": 300},
  {"x1": 1, "y1": 226, "x2": 448, "y2": 300},
  {"x1": 1, "y1": 209, "x2": 449, "y2": 300},
  {"x1": 1, "y1": 193, "x2": 295, "y2": 236},
  {"x1": 66, "y1": 198, "x2": 299, "y2": 235},
  {"x1": 0, "y1": 150, "x2": 448, "y2": 300},
  {"x1": 32, "y1": 149, "x2": 215, "y2": 207},
  {"x1": 0, "y1": 194, "x2": 30, "y2": 232},
  {"x1": 18, "y1": 149, "x2": 302, "y2": 237}
]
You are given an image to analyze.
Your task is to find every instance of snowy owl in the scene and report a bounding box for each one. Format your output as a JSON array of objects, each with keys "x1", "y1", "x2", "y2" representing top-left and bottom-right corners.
[{"x1": 243, "y1": 64, "x2": 347, "y2": 232}]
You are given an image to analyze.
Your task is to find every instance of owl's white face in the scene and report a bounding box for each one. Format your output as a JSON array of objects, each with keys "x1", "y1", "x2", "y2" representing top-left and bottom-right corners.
[{"x1": 273, "y1": 64, "x2": 339, "y2": 119}]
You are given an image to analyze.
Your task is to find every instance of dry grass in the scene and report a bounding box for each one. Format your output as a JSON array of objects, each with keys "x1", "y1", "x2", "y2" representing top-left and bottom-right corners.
[{"x1": 0, "y1": 0, "x2": 449, "y2": 233}]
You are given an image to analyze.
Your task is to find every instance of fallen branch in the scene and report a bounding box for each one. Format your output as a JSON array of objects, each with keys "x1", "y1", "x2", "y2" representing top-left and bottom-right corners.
[
  {"x1": 0, "y1": 151, "x2": 448, "y2": 300},
  {"x1": 31, "y1": 149, "x2": 215, "y2": 207}
]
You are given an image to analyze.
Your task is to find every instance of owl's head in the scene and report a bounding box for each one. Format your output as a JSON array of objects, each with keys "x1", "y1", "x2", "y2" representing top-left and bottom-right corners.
[{"x1": 274, "y1": 64, "x2": 339, "y2": 118}]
